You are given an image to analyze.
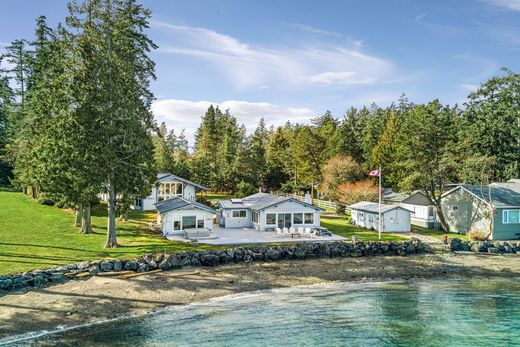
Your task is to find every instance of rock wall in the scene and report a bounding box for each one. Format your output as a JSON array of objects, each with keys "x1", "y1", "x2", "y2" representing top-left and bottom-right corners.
[
  {"x1": 0, "y1": 240, "x2": 430, "y2": 294},
  {"x1": 449, "y1": 238, "x2": 520, "y2": 254}
]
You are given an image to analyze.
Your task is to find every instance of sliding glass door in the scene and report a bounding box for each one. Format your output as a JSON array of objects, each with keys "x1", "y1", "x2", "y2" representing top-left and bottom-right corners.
[{"x1": 277, "y1": 213, "x2": 292, "y2": 228}]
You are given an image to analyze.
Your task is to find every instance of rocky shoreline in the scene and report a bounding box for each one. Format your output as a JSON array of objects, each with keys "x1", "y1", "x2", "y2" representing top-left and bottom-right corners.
[
  {"x1": 0, "y1": 239, "x2": 430, "y2": 295},
  {"x1": 449, "y1": 238, "x2": 520, "y2": 254}
]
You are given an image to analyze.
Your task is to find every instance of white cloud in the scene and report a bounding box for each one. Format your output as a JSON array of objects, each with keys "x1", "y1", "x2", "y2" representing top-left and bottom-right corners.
[
  {"x1": 460, "y1": 83, "x2": 480, "y2": 92},
  {"x1": 481, "y1": 0, "x2": 520, "y2": 10},
  {"x1": 152, "y1": 20, "x2": 396, "y2": 91},
  {"x1": 152, "y1": 99, "x2": 315, "y2": 145}
]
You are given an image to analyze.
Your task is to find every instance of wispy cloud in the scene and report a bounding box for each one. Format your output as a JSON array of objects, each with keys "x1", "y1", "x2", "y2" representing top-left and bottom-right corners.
[
  {"x1": 283, "y1": 23, "x2": 342, "y2": 38},
  {"x1": 481, "y1": 0, "x2": 520, "y2": 11},
  {"x1": 152, "y1": 20, "x2": 396, "y2": 91},
  {"x1": 152, "y1": 99, "x2": 315, "y2": 145},
  {"x1": 413, "y1": 13, "x2": 462, "y2": 35},
  {"x1": 479, "y1": 23, "x2": 520, "y2": 47}
]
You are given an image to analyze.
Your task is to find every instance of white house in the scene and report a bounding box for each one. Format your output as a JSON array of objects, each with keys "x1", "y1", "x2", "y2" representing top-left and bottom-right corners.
[
  {"x1": 132, "y1": 173, "x2": 207, "y2": 211},
  {"x1": 155, "y1": 197, "x2": 215, "y2": 235},
  {"x1": 384, "y1": 189, "x2": 437, "y2": 229},
  {"x1": 349, "y1": 201, "x2": 412, "y2": 232},
  {"x1": 217, "y1": 193, "x2": 323, "y2": 231}
]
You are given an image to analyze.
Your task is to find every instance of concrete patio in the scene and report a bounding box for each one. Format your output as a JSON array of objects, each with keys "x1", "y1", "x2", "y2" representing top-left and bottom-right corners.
[{"x1": 164, "y1": 226, "x2": 346, "y2": 245}]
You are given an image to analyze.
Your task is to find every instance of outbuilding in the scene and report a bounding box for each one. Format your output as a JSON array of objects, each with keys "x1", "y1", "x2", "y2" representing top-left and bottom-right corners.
[
  {"x1": 155, "y1": 197, "x2": 215, "y2": 235},
  {"x1": 349, "y1": 201, "x2": 412, "y2": 232}
]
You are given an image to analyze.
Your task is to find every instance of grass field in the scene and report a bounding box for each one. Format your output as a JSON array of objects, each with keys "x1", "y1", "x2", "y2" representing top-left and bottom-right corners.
[
  {"x1": 320, "y1": 215, "x2": 409, "y2": 241},
  {"x1": 202, "y1": 192, "x2": 235, "y2": 204},
  {"x1": 0, "y1": 190, "x2": 215, "y2": 275},
  {"x1": 411, "y1": 225, "x2": 469, "y2": 240}
]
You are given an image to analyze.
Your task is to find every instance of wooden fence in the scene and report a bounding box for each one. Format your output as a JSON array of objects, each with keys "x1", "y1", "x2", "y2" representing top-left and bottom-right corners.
[{"x1": 275, "y1": 192, "x2": 338, "y2": 211}]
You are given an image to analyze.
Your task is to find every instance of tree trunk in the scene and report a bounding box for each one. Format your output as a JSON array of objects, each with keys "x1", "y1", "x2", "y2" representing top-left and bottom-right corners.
[
  {"x1": 81, "y1": 201, "x2": 94, "y2": 234},
  {"x1": 105, "y1": 177, "x2": 118, "y2": 248},
  {"x1": 75, "y1": 202, "x2": 83, "y2": 227},
  {"x1": 435, "y1": 203, "x2": 449, "y2": 235}
]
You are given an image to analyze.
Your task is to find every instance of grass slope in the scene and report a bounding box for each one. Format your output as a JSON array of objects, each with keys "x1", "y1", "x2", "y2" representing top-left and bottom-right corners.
[{"x1": 0, "y1": 191, "x2": 212, "y2": 275}]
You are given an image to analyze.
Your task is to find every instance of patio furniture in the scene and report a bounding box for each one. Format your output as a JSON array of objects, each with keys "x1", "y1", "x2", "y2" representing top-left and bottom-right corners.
[
  {"x1": 297, "y1": 227, "x2": 304, "y2": 234},
  {"x1": 289, "y1": 227, "x2": 296, "y2": 233},
  {"x1": 283, "y1": 227, "x2": 289, "y2": 234},
  {"x1": 291, "y1": 232, "x2": 302, "y2": 239},
  {"x1": 276, "y1": 228, "x2": 283, "y2": 237}
]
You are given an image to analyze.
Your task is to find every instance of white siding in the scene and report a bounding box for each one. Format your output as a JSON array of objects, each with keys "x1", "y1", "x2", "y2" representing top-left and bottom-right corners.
[
  {"x1": 351, "y1": 208, "x2": 411, "y2": 232},
  {"x1": 259, "y1": 200, "x2": 320, "y2": 231},
  {"x1": 221, "y1": 209, "x2": 251, "y2": 228},
  {"x1": 160, "y1": 208, "x2": 214, "y2": 234},
  {"x1": 132, "y1": 181, "x2": 199, "y2": 211},
  {"x1": 184, "y1": 184, "x2": 196, "y2": 201}
]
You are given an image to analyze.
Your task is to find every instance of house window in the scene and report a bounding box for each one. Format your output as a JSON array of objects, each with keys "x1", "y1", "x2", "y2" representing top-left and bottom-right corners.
[
  {"x1": 197, "y1": 219, "x2": 204, "y2": 228},
  {"x1": 232, "y1": 210, "x2": 247, "y2": 218},
  {"x1": 174, "y1": 221, "x2": 181, "y2": 230},
  {"x1": 304, "y1": 213, "x2": 314, "y2": 224},
  {"x1": 293, "y1": 213, "x2": 303, "y2": 224},
  {"x1": 182, "y1": 216, "x2": 197, "y2": 229},
  {"x1": 176, "y1": 183, "x2": 183, "y2": 195},
  {"x1": 503, "y1": 210, "x2": 520, "y2": 224},
  {"x1": 252, "y1": 212, "x2": 258, "y2": 223},
  {"x1": 266, "y1": 213, "x2": 276, "y2": 225}
]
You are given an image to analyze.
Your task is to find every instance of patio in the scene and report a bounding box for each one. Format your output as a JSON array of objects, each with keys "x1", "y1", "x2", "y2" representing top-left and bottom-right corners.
[{"x1": 164, "y1": 226, "x2": 346, "y2": 245}]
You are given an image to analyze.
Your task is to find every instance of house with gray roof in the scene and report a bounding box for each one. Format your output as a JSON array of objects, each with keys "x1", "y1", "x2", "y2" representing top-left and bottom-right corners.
[
  {"x1": 349, "y1": 201, "x2": 412, "y2": 232},
  {"x1": 217, "y1": 193, "x2": 323, "y2": 231},
  {"x1": 155, "y1": 197, "x2": 215, "y2": 235},
  {"x1": 441, "y1": 179, "x2": 520, "y2": 240},
  {"x1": 384, "y1": 189, "x2": 437, "y2": 228},
  {"x1": 131, "y1": 173, "x2": 207, "y2": 211}
]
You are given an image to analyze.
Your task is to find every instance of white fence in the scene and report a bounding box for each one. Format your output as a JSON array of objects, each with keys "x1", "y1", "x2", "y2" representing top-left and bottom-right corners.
[{"x1": 276, "y1": 193, "x2": 338, "y2": 210}]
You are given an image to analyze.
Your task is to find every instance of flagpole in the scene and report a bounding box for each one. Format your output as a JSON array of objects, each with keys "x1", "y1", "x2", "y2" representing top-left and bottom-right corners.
[{"x1": 378, "y1": 165, "x2": 382, "y2": 240}]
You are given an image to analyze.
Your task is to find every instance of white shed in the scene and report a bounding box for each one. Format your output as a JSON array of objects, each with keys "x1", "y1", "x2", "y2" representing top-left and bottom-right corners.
[
  {"x1": 349, "y1": 201, "x2": 412, "y2": 233},
  {"x1": 155, "y1": 197, "x2": 215, "y2": 235}
]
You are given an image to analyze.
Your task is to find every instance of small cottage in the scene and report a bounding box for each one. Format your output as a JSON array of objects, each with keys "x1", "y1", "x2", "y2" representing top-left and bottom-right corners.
[
  {"x1": 384, "y1": 189, "x2": 437, "y2": 228},
  {"x1": 349, "y1": 201, "x2": 412, "y2": 232},
  {"x1": 155, "y1": 197, "x2": 215, "y2": 235}
]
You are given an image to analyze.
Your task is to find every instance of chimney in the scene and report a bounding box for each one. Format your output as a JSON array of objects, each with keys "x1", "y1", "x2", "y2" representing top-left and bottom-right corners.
[{"x1": 304, "y1": 191, "x2": 311, "y2": 204}]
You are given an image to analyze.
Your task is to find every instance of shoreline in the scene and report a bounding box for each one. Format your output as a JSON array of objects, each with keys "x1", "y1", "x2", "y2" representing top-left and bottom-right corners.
[{"x1": 1, "y1": 252, "x2": 520, "y2": 340}]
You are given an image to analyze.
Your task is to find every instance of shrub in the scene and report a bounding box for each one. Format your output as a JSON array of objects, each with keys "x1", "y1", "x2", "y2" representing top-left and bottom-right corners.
[
  {"x1": 468, "y1": 230, "x2": 489, "y2": 241},
  {"x1": 337, "y1": 179, "x2": 379, "y2": 206},
  {"x1": 236, "y1": 181, "x2": 257, "y2": 198},
  {"x1": 335, "y1": 203, "x2": 346, "y2": 215}
]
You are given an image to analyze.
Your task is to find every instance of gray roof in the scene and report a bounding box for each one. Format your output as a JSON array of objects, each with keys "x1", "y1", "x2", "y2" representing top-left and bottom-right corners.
[
  {"x1": 451, "y1": 183, "x2": 520, "y2": 208},
  {"x1": 155, "y1": 197, "x2": 215, "y2": 214},
  {"x1": 349, "y1": 201, "x2": 412, "y2": 214},
  {"x1": 383, "y1": 188, "x2": 407, "y2": 203},
  {"x1": 218, "y1": 193, "x2": 324, "y2": 211},
  {"x1": 157, "y1": 173, "x2": 207, "y2": 190}
]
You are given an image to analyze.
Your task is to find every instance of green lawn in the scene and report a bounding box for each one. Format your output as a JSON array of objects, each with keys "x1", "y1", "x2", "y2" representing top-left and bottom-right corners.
[
  {"x1": 0, "y1": 190, "x2": 216, "y2": 275},
  {"x1": 201, "y1": 192, "x2": 235, "y2": 204},
  {"x1": 411, "y1": 225, "x2": 469, "y2": 240},
  {"x1": 320, "y1": 215, "x2": 409, "y2": 241}
]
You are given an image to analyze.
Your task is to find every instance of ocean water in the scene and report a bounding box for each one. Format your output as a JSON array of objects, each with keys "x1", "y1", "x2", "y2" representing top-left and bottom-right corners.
[{"x1": 4, "y1": 279, "x2": 520, "y2": 346}]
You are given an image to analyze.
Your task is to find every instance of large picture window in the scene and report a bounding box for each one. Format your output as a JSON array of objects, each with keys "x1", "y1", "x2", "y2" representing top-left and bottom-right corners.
[
  {"x1": 293, "y1": 213, "x2": 303, "y2": 224},
  {"x1": 304, "y1": 213, "x2": 314, "y2": 224},
  {"x1": 182, "y1": 216, "x2": 196, "y2": 229},
  {"x1": 266, "y1": 213, "x2": 276, "y2": 225},
  {"x1": 232, "y1": 210, "x2": 247, "y2": 218},
  {"x1": 503, "y1": 210, "x2": 520, "y2": 224}
]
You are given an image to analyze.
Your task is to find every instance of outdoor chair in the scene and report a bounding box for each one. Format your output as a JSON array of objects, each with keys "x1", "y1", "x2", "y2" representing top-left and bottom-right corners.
[
  {"x1": 289, "y1": 227, "x2": 296, "y2": 233},
  {"x1": 297, "y1": 227, "x2": 304, "y2": 234},
  {"x1": 276, "y1": 228, "x2": 283, "y2": 237},
  {"x1": 283, "y1": 227, "x2": 289, "y2": 234}
]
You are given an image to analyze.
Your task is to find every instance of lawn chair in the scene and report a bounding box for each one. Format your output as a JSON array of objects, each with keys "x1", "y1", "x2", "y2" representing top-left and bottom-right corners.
[
  {"x1": 276, "y1": 227, "x2": 283, "y2": 237},
  {"x1": 297, "y1": 227, "x2": 304, "y2": 234},
  {"x1": 283, "y1": 227, "x2": 289, "y2": 235},
  {"x1": 289, "y1": 227, "x2": 296, "y2": 233},
  {"x1": 304, "y1": 227, "x2": 314, "y2": 238}
]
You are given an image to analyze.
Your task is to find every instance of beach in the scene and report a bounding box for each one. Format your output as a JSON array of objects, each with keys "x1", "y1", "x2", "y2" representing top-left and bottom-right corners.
[{"x1": 1, "y1": 252, "x2": 520, "y2": 339}]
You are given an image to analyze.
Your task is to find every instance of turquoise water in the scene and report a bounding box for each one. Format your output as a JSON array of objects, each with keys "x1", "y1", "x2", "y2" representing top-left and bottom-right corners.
[{"x1": 5, "y1": 279, "x2": 520, "y2": 346}]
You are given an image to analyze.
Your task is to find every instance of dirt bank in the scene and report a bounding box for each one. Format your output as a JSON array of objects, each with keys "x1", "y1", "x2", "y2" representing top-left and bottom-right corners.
[{"x1": 1, "y1": 252, "x2": 519, "y2": 339}]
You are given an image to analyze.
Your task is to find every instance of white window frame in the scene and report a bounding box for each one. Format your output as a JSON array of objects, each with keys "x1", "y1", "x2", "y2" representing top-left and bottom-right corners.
[
  {"x1": 232, "y1": 210, "x2": 247, "y2": 218},
  {"x1": 266, "y1": 213, "x2": 276, "y2": 225},
  {"x1": 304, "y1": 212, "x2": 314, "y2": 224},
  {"x1": 503, "y1": 209, "x2": 520, "y2": 224}
]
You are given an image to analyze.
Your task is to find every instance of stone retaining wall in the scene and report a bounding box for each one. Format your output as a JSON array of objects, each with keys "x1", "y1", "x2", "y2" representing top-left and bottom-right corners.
[
  {"x1": 449, "y1": 238, "x2": 520, "y2": 254},
  {"x1": 0, "y1": 240, "x2": 430, "y2": 294}
]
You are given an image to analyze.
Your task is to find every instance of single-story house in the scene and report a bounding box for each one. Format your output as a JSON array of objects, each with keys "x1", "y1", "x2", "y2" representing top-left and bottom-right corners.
[
  {"x1": 155, "y1": 197, "x2": 215, "y2": 235},
  {"x1": 217, "y1": 193, "x2": 323, "y2": 231},
  {"x1": 384, "y1": 189, "x2": 437, "y2": 229},
  {"x1": 441, "y1": 179, "x2": 520, "y2": 240},
  {"x1": 132, "y1": 173, "x2": 207, "y2": 211},
  {"x1": 349, "y1": 201, "x2": 412, "y2": 232}
]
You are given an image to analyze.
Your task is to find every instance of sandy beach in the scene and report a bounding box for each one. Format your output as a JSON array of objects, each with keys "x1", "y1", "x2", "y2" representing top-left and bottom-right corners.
[{"x1": 1, "y1": 251, "x2": 520, "y2": 340}]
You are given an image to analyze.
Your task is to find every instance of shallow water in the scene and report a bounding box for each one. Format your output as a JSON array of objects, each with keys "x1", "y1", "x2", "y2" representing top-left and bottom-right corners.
[{"x1": 4, "y1": 279, "x2": 520, "y2": 346}]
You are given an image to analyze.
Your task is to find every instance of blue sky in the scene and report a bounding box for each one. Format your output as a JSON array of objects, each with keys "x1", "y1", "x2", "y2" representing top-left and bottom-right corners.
[{"x1": 1, "y1": 0, "x2": 519, "y2": 142}]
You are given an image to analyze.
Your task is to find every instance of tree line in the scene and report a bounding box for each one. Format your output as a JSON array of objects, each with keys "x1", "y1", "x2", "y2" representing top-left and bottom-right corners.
[{"x1": 0, "y1": 1, "x2": 518, "y2": 236}]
